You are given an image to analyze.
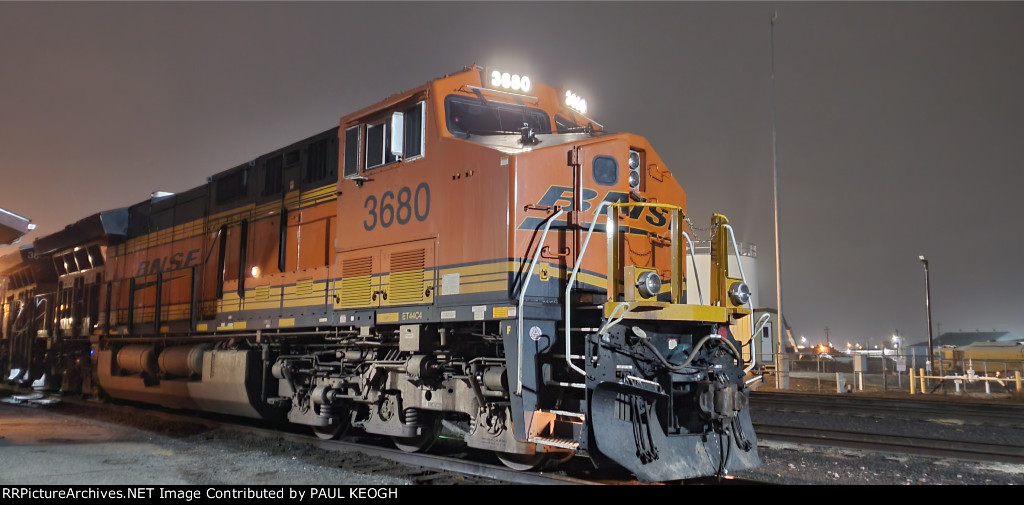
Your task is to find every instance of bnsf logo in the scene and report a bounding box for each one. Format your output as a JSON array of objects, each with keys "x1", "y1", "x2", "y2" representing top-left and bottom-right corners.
[
  {"x1": 135, "y1": 249, "x2": 200, "y2": 276},
  {"x1": 518, "y1": 185, "x2": 669, "y2": 230}
]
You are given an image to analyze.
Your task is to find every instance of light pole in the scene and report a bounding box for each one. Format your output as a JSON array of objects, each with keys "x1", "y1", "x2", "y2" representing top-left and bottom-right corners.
[
  {"x1": 892, "y1": 332, "x2": 901, "y2": 388},
  {"x1": 919, "y1": 255, "x2": 934, "y2": 373},
  {"x1": 769, "y1": 10, "x2": 785, "y2": 388}
]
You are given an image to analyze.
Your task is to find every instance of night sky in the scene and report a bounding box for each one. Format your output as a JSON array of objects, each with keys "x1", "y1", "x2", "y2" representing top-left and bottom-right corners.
[{"x1": 2, "y1": 2, "x2": 1022, "y2": 348}]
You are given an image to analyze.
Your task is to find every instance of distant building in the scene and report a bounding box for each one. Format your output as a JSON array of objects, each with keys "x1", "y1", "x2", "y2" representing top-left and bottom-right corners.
[
  {"x1": 686, "y1": 240, "x2": 759, "y2": 307},
  {"x1": 905, "y1": 331, "x2": 1023, "y2": 360},
  {"x1": 731, "y1": 307, "x2": 796, "y2": 368}
]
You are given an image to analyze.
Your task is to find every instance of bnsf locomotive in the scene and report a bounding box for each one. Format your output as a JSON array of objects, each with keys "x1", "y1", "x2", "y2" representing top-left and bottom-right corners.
[{"x1": 0, "y1": 65, "x2": 759, "y2": 481}]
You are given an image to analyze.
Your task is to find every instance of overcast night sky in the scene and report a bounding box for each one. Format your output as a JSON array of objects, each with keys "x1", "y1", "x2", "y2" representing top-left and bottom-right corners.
[{"x1": 1, "y1": 2, "x2": 1022, "y2": 348}]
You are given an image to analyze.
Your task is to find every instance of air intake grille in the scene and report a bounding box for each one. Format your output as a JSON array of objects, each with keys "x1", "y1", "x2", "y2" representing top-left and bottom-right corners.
[
  {"x1": 340, "y1": 256, "x2": 373, "y2": 307},
  {"x1": 388, "y1": 249, "x2": 425, "y2": 304}
]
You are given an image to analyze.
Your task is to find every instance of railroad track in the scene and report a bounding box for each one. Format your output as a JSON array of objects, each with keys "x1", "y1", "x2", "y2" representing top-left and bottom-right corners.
[
  {"x1": 751, "y1": 391, "x2": 1024, "y2": 464},
  {"x1": 222, "y1": 424, "x2": 599, "y2": 485},
  {"x1": 46, "y1": 386, "x2": 1020, "y2": 483},
  {"x1": 52, "y1": 397, "x2": 596, "y2": 485},
  {"x1": 751, "y1": 391, "x2": 1024, "y2": 426},
  {"x1": 754, "y1": 423, "x2": 1024, "y2": 464},
  {"x1": 1, "y1": 387, "x2": 768, "y2": 485}
]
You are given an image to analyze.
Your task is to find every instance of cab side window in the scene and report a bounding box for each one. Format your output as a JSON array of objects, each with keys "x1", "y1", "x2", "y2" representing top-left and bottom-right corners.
[
  {"x1": 365, "y1": 119, "x2": 396, "y2": 170},
  {"x1": 344, "y1": 100, "x2": 425, "y2": 177},
  {"x1": 402, "y1": 102, "x2": 424, "y2": 159},
  {"x1": 343, "y1": 126, "x2": 361, "y2": 180}
]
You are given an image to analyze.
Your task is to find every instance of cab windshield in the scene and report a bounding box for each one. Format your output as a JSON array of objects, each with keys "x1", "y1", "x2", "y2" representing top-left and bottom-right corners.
[{"x1": 445, "y1": 96, "x2": 550, "y2": 136}]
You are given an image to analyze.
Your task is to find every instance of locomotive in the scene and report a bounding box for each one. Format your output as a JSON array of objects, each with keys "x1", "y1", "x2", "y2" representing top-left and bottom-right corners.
[{"x1": 0, "y1": 65, "x2": 760, "y2": 481}]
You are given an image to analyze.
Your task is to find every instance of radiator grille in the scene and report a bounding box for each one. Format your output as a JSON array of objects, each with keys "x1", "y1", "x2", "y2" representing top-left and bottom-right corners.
[
  {"x1": 388, "y1": 249, "x2": 425, "y2": 304},
  {"x1": 340, "y1": 256, "x2": 373, "y2": 307}
]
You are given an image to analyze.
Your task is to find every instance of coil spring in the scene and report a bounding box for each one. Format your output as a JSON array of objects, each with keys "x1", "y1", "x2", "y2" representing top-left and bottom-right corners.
[
  {"x1": 319, "y1": 403, "x2": 335, "y2": 418},
  {"x1": 403, "y1": 408, "x2": 419, "y2": 426}
]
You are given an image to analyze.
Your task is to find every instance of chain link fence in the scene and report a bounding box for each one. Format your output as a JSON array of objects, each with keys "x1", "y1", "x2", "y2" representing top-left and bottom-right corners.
[{"x1": 762, "y1": 350, "x2": 1024, "y2": 397}]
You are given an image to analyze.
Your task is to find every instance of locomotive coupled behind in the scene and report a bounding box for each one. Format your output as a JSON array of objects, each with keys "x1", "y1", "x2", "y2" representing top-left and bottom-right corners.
[{"x1": 0, "y1": 65, "x2": 760, "y2": 481}]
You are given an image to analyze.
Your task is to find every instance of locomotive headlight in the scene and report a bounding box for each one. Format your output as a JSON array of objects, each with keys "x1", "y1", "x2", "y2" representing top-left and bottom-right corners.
[
  {"x1": 728, "y1": 281, "x2": 750, "y2": 306},
  {"x1": 251, "y1": 266, "x2": 261, "y2": 279},
  {"x1": 628, "y1": 170, "x2": 640, "y2": 189},
  {"x1": 627, "y1": 150, "x2": 641, "y2": 190},
  {"x1": 565, "y1": 89, "x2": 587, "y2": 114},
  {"x1": 636, "y1": 271, "x2": 662, "y2": 299}
]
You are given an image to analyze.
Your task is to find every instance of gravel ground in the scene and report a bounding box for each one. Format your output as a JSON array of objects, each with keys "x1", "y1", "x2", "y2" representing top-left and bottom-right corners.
[
  {"x1": 735, "y1": 439, "x2": 1023, "y2": 485},
  {"x1": 0, "y1": 399, "x2": 418, "y2": 486},
  {"x1": 738, "y1": 377, "x2": 1024, "y2": 485},
  {"x1": 3, "y1": 390, "x2": 1022, "y2": 485}
]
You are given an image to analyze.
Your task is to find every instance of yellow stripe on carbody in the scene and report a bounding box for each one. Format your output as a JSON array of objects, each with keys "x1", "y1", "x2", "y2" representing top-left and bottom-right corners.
[
  {"x1": 114, "y1": 183, "x2": 337, "y2": 255},
  {"x1": 172, "y1": 259, "x2": 613, "y2": 320},
  {"x1": 377, "y1": 312, "x2": 400, "y2": 323},
  {"x1": 603, "y1": 301, "x2": 747, "y2": 324}
]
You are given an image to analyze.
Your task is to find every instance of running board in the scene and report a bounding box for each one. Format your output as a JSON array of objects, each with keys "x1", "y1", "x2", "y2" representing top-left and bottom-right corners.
[
  {"x1": 529, "y1": 436, "x2": 579, "y2": 450},
  {"x1": 528, "y1": 409, "x2": 585, "y2": 451},
  {"x1": 547, "y1": 409, "x2": 585, "y2": 420}
]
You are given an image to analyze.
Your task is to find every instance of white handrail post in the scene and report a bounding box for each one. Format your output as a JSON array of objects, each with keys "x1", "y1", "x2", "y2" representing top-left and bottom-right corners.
[
  {"x1": 564, "y1": 201, "x2": 613, "y2": 377},
  {"x1": 515, "y1": 209, "x2": 565, "y2": 396},
  {"x1": 722, "y1": 224, "x2": 758, "y2": 374}
]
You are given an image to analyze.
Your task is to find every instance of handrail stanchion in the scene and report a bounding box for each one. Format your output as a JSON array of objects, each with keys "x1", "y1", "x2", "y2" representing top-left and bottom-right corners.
[
  {"x1": 564, "y1": 201, "x2": 612, "y2": 377},
  {"x1": 515, "y1": 209, "x2": 565, "y2": 396},
  {"x1": 722, "y1": 223, "x2": 759, "y2": 375},
  {"x1": 682, "y1": 231, "x2": 703, "y2": 305},
  {"x1": 670, "y1": 209, "x2": 683, "y2": 304}
]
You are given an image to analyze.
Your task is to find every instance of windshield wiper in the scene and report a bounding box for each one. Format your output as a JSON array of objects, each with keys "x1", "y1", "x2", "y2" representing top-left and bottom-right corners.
[
  {"x1": 558, "y1": 124, "x2": 597, "y2": 134},
  {"x1": 454, "y1": 124, "x2": 545, "y2": 146}
]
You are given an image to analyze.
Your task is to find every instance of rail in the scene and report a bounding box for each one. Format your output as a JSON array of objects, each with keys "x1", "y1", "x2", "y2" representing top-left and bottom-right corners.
[
  {"x1": 563, "y1": 202, "x2": 707, "y2": 379},
  {"x1": 522, "y1": 205, "x2": 759, "y2": 393},
  {"x1": 681, "y1": 230, "x2": 703, "y2": 306}
]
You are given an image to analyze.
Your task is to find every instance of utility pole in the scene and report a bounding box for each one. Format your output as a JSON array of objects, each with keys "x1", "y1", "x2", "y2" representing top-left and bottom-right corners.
[
  {"x1": 920, "y1": 256, "x2": 934, "y2": 373},
  {"x1": 770, "y1": 9, "x2": 785, "y2": 389},
  {"x1": 825, "y1": 326, "x2": 830, "y2": 350}
]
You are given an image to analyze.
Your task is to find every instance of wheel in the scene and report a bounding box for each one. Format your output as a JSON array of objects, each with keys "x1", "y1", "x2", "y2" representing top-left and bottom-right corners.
[
  {"x1": 391, "y1": 417, "x2": 440, "y2": 453},
  {"x1": 312, "y1": 420, "x2": 349, "y2": 440},
  {"x1": 495, "y1": 451, "x2": 549, "y2": 471},
  {"x1": 547, "y1": 450, "x2": 575, "y2": 466}
]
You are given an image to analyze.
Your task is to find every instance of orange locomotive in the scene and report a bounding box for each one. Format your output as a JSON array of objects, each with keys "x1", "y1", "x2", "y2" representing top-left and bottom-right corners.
[{"x1": 0, "y1": 65, "x2": 759, "y2": 481}]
